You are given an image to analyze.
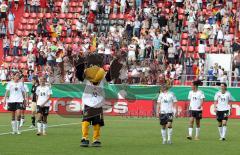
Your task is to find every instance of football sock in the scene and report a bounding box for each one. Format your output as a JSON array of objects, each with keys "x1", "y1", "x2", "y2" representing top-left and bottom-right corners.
[
  {"x1": 31, "y1": 116, "x2": 36, "y2": 126},
  {"x1": 20, "y1": 118, "x2": 24, "y2": 127},
  {"x1": 222, "y1": 125, "x2": 227, "y2": 138},
  {"x1": 11, "y1": 120, "x2": 16, "y2": 133},
  {"x1": 196, "y1": 128, "x2": 200, "y2": 137},
  {"x1": 167, "y1": 128, "x2": 173, "y2": 141},
  {"x1": 37, "y1": 121, "x2": 42, "y2": 133},
  {"x1": 161, "y1": 129, "x2": 167, "y2": 141},
  {"x1": 93, "y1": 124, "x2": 100, "y2": 142},
  {"x1": 16, "y1": 121, "x2": 20, "y2": 132},
  {"x1": 43, "y1": 123, "x2": 47, "y2": 133},
  {"x1": 188, "y1": 128, "x2": 193, "y2": 137},
  {"x1": 82, "y1": 121, "x2": 90, "y2": 140},
  {"x1": 218, "y1": 126, "x2": 223, "y2": 138}
]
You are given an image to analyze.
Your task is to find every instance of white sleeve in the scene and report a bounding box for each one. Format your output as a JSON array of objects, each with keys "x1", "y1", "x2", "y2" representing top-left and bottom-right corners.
[
  {"x1": 6, "y1": 82, "x2": 10, "y2": 90},
  {"x1": 24, "y1": 85, "x2": 29, "y2": 93},
  {"x1": 172, "y1": 93, "x2": 177, "y2": 103},
  {"x1": 201, "y1": 91, "x2": 205, "y2": 99},
  {"x1": 214, "y1": 92, "x2": 218, "y2": 101},
  {"x1": 21, "y1": 84, "x2": 26, "y2": 92},
  {"x1": 157, "y1": 94, "x2": 161, "y2": 103},
  {"x1": 188, "y1": 91, "x2": 191, "y2": 100},
  {"x1": 36, "y1": 87, "x2": 40, "y2": 96},
  {"x1": 228, "y1": 92, "x2": 233, "y2": 101},
  {"x1": 48, "y1": 87, "x2": 52, "y2": 95}
]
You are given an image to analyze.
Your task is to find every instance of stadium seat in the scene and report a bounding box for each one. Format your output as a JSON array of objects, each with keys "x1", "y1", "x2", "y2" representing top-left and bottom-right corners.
[
  {"x1": 181, "y1": 46, "x2": 187, "y2": 52},
  {"x1": 56, "y1": 1, "x2": 61, "y2": 7},
  {"x1": 211, "y1": 46, "x2": 218, "y2": 53},
  {"x1": 181, "y1": 39, "x2": 188, "y2": 46},
  {"x1": 28, "y1": 19, "x2": 35, "y2": 25},
  {"x1": 19, "y1": 63, "x2": 27, "y2": 69},
  {"x1": 38, "y1": 13, "x2": 44, "y2": 18},
  {"x1": 11, "y1": 63, "x2": 18, "y2": 68},
  {"x1": 5, "y1": 56, "x2": 13, "y2": 62},
  {"x1": 23, "y1": 31, "x2": 29, "y2": 37},
  {"x1": 181, "y1": 33, "x2": 188, "y2": 39},
  {"x1": 66, "y1": 13, "x2": 73, "y2": 19},
  {"x1": 23, "y1": 12, "x2": 29, "y2": 18},
  {"x1": 73, "y1": 37, "x2": 81, "y2": 43},
  {"x1": 21, "y1": 18, "x2": 27, "y2": 24},
  {"x1": 4, "y1": 63, "x2": 9, "y2": 68},
  {"x1": 26, "y1": 25, "x2": 32, "y2": 31},
  {"x1": 45, "y1": 13, "x2": 52, "y2": 18},
  {"x1": 59, "y1": 13, "x2": 66, "y2": 19},
  {"x1": 18, "y1": 24, "x2": 24, "y2": 30},
  {"x1": 157, "y1": 3, "x2": 163, "y2": 8},
  {"x1": 16, "y1": 30, "x2": 23, "y2": 37},
  {"x1": 30, "y1": 13, "x2": 37, "y2": 18},
  {"x1": 178, "y1": 15, "x2": 184, "y2": 20},
  {"x1": 20, "y1": 56, "x2": 27, "y2": 63},
  {"x1": 184, "y1": 81, "x2": 192, "y2": 86},
  {"x1": 109, "y1": 14, "x2": 117, "y2": 20},
  {"x1": 188, "y1": 46, "x2": 195, "y2": 53},
  {"x1": 174, "y1": 80, "x2": 181, "y2": 85},
  {"x1": 65, "y1": 37, "x2": 72, "y2": 44}
]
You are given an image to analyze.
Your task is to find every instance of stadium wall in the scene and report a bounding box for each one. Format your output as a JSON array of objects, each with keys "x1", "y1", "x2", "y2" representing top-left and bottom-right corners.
[{"x1": 1, "y1": 84, "x2": 240, "y2": 118}]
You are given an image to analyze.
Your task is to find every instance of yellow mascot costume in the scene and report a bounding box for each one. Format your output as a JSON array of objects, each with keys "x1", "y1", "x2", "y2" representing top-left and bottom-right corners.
[{"x1": 75, "y1": 54, "x2": 122, "y2": 147}]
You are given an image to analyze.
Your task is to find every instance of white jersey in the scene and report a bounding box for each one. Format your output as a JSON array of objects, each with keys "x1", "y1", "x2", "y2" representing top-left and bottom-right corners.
[
  {"x1": 188, "y1": 90, "x2": 205, "y2": 111},
  {"x1": 36, "y1": 85, "x2": 52, "y2": 107},
  {"x1": 82, "y1": 80, "x2": 105, "y2": 108},
  {"x1": 6, "y1": 81, "x2": 25, "y2": 103},
  {"x1": 214, "y1": 91, "x2": 232, "y2": 111},
  {"x1": 157, "y1": 91, "x2": 177, "y2": 114}
]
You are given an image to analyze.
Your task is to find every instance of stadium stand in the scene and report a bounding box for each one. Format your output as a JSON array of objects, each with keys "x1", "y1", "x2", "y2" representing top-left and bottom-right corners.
[{"x1": 0, "y1": 0, "x2": 240, "y2": 86}]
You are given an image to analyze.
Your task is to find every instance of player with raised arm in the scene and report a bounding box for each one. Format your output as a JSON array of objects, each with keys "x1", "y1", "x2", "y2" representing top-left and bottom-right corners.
[
  {"x1": 4, "y1": 72, "x2": 26, "y2": 134},
  {"x1": 187, "y1": 80, "x2": 205, "y2": 140},
  {"x1": 157, "y1": 84, "x2": 177, "y2": 144},
  {"x1": 36, "y1": 77, "x2": 52, "y2": 136},
  {"x1": 30, "y1": 77, "x2": 39, "y2": 128},
  {"x1": 214, "y1": 83, "x2": 232, "y2": 141}
]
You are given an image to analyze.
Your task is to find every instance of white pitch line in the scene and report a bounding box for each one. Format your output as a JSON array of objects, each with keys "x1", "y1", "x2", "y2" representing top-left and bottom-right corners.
[{"x1": 0, "y1": 122, "x2": 80, "y2": 136}]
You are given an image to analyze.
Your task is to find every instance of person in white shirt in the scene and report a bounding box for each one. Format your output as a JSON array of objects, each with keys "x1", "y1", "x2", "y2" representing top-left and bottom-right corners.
[
  {"x1": 4, "y1": 72, "x2": 26, "y2": 134},
  {"x1": 187, "y1": 80, "x2": 205, "y2": 140},
  {"x1": 61, "y1": 0, "x2": 69, "y2": 13},
  {"x1": 128, "y1": 41, "x2": 136, "y2": 63},
  {"x1": 19, "y1": 79, "x2": 30, "y2": 127},
  {"x1": 0, "y1": 65, "x2": 7, "y2": 82},
  {"x1": 90, "y1": 0, "x2": 97, "y2": 12},
  {"x1": 214, "y1": 83, "x2": 232, "y2": 141},
  {"x1": 156, "y1": 84, "x2": 177, "y2": 144},
  {"x1": 198, "y1": 40, "x2": 205, "y2": 59},
  {"x1": 36, "y1": 77, "x2": 52, "y2": 136}
]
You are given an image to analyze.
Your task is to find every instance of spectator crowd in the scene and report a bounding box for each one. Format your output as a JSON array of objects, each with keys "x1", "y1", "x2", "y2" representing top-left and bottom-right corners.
[{"x1": 0, "y1": 0, "x2": 240, "y2": 86}]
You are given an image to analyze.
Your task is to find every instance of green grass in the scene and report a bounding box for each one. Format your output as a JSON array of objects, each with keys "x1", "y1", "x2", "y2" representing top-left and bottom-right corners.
[{"x1": 0, "y1": 113, "x2": 239, "y2": 155}]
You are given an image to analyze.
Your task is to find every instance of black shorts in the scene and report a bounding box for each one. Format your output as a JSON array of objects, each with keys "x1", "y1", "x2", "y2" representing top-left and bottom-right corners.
[
  {"x1": 189, "y1": 110, "x2": 202, "y2": 120},
  {"x1": 37, "y1": 105, "x2": 50, "y2": 116},
  {"x1": 159, "y1": 113, "x2": 173, "y2": 125},
  {"x1": 1, "y1": 12, "x2": 6, "y2": 19},
  {"x1": 82, "y1": 105, "x2": 104, "y2": 126},
  {"x1": 7, "y1": 102, "x2": 24, "y2": 111},
  {"x1": 216, "y1": 110, "x2": 229, "y2": 122}
]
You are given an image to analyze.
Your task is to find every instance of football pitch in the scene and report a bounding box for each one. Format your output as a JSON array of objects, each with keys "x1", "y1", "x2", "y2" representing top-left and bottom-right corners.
[{"x1": 0, "y1": 113, "x2": 239, "y2": 155}]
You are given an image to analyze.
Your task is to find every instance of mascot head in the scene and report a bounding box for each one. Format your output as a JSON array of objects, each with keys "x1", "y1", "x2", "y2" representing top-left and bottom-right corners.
[
  {"x1": 85, "y1": 65, "x2": 105, "y2": 84},
  {"x1": 75, "y1": 53, "x2": 123, "y2": 84}
]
